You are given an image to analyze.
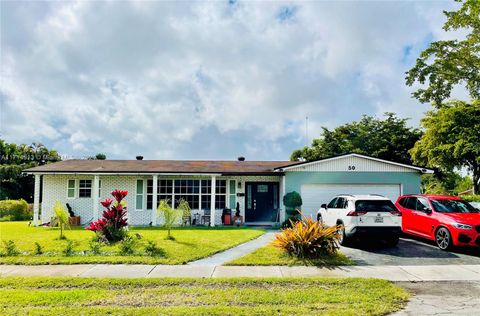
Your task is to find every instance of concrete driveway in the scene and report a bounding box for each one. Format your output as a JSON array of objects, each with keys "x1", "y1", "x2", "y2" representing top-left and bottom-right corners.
[{"x1": 340, "y1": 235, "x2": 480, "y2": 266}]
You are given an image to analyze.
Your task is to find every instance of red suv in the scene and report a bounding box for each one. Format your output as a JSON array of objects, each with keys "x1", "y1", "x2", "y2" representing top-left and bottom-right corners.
[{"x1": 395, "y1": 194, "x2": 480, "y2": 250}]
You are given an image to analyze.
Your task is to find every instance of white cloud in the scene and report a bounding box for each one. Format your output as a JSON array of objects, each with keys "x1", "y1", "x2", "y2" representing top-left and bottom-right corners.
[{"x1": 0, "y1": 0, "x2": 461, "y2": 159}]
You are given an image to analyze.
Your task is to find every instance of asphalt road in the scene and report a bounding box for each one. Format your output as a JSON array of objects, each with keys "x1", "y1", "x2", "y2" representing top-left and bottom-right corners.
[
  {"x1": 393, "y1": 281, "x2": 480, "y2": 315},
  {"x1": 340, "y1": 235, "x2": 480, "y2": 266}
]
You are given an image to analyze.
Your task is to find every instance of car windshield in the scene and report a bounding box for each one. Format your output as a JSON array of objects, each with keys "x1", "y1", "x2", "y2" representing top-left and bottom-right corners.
[
  {"x1": 431, "y1": 199, "x2": 479, "y2": 213},
  {"x1": 355, "y1": 200, "x2": 397, "y2": 212}
]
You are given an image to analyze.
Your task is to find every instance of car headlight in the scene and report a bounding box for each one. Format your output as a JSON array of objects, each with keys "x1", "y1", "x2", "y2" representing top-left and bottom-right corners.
[{"x1": 453, "y1": 223, "x2": 473, "y2": 230}]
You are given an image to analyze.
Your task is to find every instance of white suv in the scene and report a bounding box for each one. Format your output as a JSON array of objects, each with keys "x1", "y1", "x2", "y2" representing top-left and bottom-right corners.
[{"x1": 317, "y1": 195, "x2": 402, "y2": 246}]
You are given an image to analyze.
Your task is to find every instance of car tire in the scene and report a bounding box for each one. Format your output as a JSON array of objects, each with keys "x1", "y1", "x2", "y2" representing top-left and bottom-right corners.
[
  {"x1": 435, "y1": 227, "x2": 452, "y2": 251},
  {"x1": 337, "y1": 225, "x2": 349, "y2": 246},
  {"x1": 385, "y1": 236, "x2": 399, "y2": 247}
]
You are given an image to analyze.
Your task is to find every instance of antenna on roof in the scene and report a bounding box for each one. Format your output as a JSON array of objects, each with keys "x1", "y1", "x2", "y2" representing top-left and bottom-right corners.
[{"x1": 305, "y1": 116, "x2": 309, "y2": 146}]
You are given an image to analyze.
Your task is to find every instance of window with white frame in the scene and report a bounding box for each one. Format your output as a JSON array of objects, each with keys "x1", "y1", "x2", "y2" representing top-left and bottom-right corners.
[
  {"x1": 136, "y1": 179, "x2": 144, "y2": 210},
  {"x1": 67, "y1": 180, "x2": 75, "y2": 198},
  {"x1": 78, "y1": 180, "x2": 92, "y2": 198},
  {"x1": 146, "y1": 178, "x2": 227, "y2": 210}
]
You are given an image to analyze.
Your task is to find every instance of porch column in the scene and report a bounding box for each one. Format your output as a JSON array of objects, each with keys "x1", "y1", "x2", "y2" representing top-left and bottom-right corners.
[
  {"x1": 33, "y1": 174, "x2": 41, "y2": 226},
  {"x1": 152, "y1": 175, "x2": 158, "y2": 226},
  {"x1": 93, "y1": 175, "x2": 100, "y2": 220},
  {"x1": 280, "y1": 175, "x2": 286, "y2": 223},
  {"x1": 210, "y1": 175, "x2": 216, "y2": 227}
]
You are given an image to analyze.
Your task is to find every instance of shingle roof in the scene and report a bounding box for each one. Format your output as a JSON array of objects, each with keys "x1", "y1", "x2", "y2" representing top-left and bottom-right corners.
[{"x1": 24, "y1": 159, "x2": 297, "y2": 175}]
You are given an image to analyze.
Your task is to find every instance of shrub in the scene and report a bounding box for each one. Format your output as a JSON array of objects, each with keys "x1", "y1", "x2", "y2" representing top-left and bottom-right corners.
[
  {"x1": 178, "y1": 198, "x2": 191, "y2": 226},
  {"x1": 280, "y1": 216, "x2": 301, "y2": 229},
  {"x1": 53, "y1": 201, "x2": 70, "y2": 239},
  {"x1": 118, "y1": 236, "x2": 136, "y2": 255},
  {"x1": 88, "y1": 238, "x2": 103, "y2": 255},
  {"x1": 283, "y1": 192, "x2": 303, "y2": 217},
  {"x1": 34, "y1": 242, "x2": 44, "y2": 255},
  {"x1": 0, "y1": 199, "x2": 30, "y2": 221},
  {"x1": 144, "y1": 240, "x2": 164, "y2": 257},
  {"x1": 2, "y1": 240, "x2": 19, "y2": 256},
  {"x1": 63, "y1": 240, "x2": 75, "y2": 256},
  {"x1": 86, "y1": 190, "x2": 129, "y2": 243},
  {"x1": 462, "y1": 195, "x2": 480, "y2": 202},
  {"x1": 273, "y1": 212, "x2": 341, "y2": 259},
  {"x1": 157, "y1": 199, "x2": 180, "y2": 240}
]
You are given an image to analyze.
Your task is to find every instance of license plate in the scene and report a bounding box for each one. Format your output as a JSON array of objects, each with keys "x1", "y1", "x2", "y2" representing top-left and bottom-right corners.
[{"x1": 375, "y1": 216, "x2": 384, "y2": 223}]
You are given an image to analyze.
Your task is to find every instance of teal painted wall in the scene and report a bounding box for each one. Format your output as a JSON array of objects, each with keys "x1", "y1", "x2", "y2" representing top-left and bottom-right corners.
[{"x1": 284, "y1": 171, "x2": 421, "y2": 196}]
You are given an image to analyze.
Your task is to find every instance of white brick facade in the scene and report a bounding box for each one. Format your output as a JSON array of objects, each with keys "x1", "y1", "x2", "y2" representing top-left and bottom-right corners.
[{"x1": 39, "y1": 174, "x2": 282, "y2": 226}]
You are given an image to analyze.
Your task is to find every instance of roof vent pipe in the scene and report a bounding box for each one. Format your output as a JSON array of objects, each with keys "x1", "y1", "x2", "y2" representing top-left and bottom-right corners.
[
  {"x1": 238, "y1": 156, "x2": 245, "y2": 161},
  {"x1": 136, "y1": 156, "x2": 144, "y2": 160}
]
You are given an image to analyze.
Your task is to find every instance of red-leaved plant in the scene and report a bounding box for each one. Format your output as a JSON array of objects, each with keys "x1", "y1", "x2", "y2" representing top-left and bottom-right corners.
[{"x1": 86, "y1": 189, "x2": 129, "y2": 242}]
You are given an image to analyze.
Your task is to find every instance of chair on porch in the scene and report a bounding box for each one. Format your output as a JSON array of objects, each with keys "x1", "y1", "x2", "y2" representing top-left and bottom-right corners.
[{"x1": 201, "y1": 209, "x2": 211, "y2": 226}]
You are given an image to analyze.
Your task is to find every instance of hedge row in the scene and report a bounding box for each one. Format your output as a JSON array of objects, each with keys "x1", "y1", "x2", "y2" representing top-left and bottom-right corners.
[
  {"x1": 462, "y1": 195, "x2": 480, "y2": 202},
  {"x1": 0, "y1": 199, "x2": 31, "y2": 221}
]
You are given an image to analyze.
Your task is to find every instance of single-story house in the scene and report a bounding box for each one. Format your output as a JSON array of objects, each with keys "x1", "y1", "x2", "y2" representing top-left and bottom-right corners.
[{"x1": 24, "y1": 153, "x2": 433, "y2": 227}]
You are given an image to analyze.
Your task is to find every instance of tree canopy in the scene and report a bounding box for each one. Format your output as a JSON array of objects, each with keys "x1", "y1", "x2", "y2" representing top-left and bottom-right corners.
[
  {"x1": 290, "y1": 113, "x2": 422, "y2": 165},
  {"x1": 405, "y1": 0, "x2": 480, "y2": 106},
  {"x1": 410, "y1": 100, "x2": 480, "y2": 194},
  {"x1": 0, "y1": 140, "x2": 60, "y2": 201}
]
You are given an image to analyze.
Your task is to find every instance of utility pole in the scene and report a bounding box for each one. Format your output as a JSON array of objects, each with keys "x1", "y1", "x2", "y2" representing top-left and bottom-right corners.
[{"x1": 305, "y1": 116, "x2": 309, "y2": 146}]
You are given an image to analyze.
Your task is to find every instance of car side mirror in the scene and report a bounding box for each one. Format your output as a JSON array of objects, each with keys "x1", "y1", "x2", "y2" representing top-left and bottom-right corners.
[
  {"x1": 425, "y1": 208, "x2": 432, "y2": 214},
  {"x1": 321, "y1": 204, "x2": 327, "y2": 209}
]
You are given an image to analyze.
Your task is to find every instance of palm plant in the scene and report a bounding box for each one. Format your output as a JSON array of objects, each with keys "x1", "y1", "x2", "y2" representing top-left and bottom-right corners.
[
  {"x1": 157, "y1": 199, "x2": 180, "y2": 240},
  {"x1": 273, "y1": 212, "x2": 341, "y2": 259},
  {"x1": 53, "y1": 201, "x2": 70, "y2": 239}
]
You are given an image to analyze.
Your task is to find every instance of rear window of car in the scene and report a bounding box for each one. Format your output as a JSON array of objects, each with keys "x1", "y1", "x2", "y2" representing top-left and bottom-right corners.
[
  {"x1": 431, "y1": 199, "x2": 479, "y2": 213},
  {"x1": 355, "y1": 200, "x2": 397, "y2": 212}
]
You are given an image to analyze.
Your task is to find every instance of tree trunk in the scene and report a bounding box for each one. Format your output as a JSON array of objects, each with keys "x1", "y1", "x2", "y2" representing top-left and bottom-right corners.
[{"x1": 473, "y1": 171, "x2": 479, "y2": 195}]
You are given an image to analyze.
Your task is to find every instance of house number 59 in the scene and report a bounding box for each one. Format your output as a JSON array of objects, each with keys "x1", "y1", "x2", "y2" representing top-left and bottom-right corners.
[{"x1": 348, "y1": 165, "x2": 356, "y2": 171}]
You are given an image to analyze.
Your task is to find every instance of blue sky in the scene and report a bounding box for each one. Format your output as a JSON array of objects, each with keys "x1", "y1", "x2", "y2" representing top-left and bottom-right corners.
[{"x1": 0, "y1": 0, "x2": 463, "y2": 160}]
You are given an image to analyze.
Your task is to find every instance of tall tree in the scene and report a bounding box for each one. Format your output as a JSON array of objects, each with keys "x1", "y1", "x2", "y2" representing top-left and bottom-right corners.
[
  {"x1": 410, "y1": 100, "x2": 480, "y2": 194},
  {"x1": 405, "y1": 0, "x2": 479, "y2": 106},
  {"x1": 0, "y1": 140, "x2": 60, "y2": 201},
  {"x1": 290, "y1": 113, "x2": 422, "y2": 165}
]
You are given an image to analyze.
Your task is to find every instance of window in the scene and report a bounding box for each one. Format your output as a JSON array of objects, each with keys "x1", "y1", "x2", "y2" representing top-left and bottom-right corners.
[
  {"x1": 79, "y1": 180, "x2": 92, "y2": 198},
  {"x1": 416, "y1": 198, "x2": 430, "y2": 212},
  {"x1": 229, "y1": 180, "x2": 236, "y2": 209},
  {"x1": 136, "y1": 180, "x2": 144, "y2": 210},
  {"x1": 67, "y1": 180, "x2": 75, "y2": 198},
  {"x1": 327, "y1": 198, "x2": 337, "y2": 209},
  {"x1": 355, "y1": 200, "x2": 397, "y2": 212},
  {"x1": 257, "y1": 184, "x2": 268, "y2": 192},
  {"x1": 146, "y1": 180, "x2": 153, "y2": 210},
  {"x1": 404, "y1": 197, "x2": 417, "y2": 210},
  {"x1": 145, "y1": 178, "x2": 227, "y2": 210},
  {"x1": 216, "y1": 179, "x2": 226, "y2": 194},
  {"x1": 215, "y1": 195, "x2": 226, "y2": 209},
  {"x1": 431, "y1": 199, "x2": 479, "y2": 213},
  {"x1": 334, "y1": 198, "x2": 346, "y2": 209}
]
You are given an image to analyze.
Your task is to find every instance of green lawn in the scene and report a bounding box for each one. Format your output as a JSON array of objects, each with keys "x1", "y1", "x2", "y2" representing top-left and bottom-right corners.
[
  {"x1": 0, "y1": 222, "x2": 264, "y2": 264},
  {"x1": 0, "y1": 277, "x2": 409, "y2": 315},
  {"x1": 226, "y1": 244, "x2": 354, "y2": 266}
]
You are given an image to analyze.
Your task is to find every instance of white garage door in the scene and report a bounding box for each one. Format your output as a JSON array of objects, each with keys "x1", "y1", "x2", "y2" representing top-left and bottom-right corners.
[{"x1": 300, "y1": 184, "x2": 401, "y2": 219}]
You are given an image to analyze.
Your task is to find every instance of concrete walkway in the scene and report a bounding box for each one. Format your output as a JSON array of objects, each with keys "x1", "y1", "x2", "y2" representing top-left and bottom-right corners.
[
  {"x1": 189, "y1": 232, "x2": 276, "y2": 266},
  {"x1": 2, "y1": 264, "x2": 480, "y2": 281}
]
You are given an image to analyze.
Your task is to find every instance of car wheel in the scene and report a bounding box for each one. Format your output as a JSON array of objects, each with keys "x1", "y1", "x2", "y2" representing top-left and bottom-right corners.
[
  {"x1": 337, "y1": 225, "x2": 349, "y2": 246},
  {"x1": 435, "y1": 227, "x2": 452, "y2": 251}
]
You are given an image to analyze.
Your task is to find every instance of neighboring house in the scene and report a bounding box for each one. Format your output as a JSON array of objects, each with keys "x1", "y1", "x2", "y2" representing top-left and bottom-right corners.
[{"x1": 24, "y1": 153, "x2": 433, "y2": 227}]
